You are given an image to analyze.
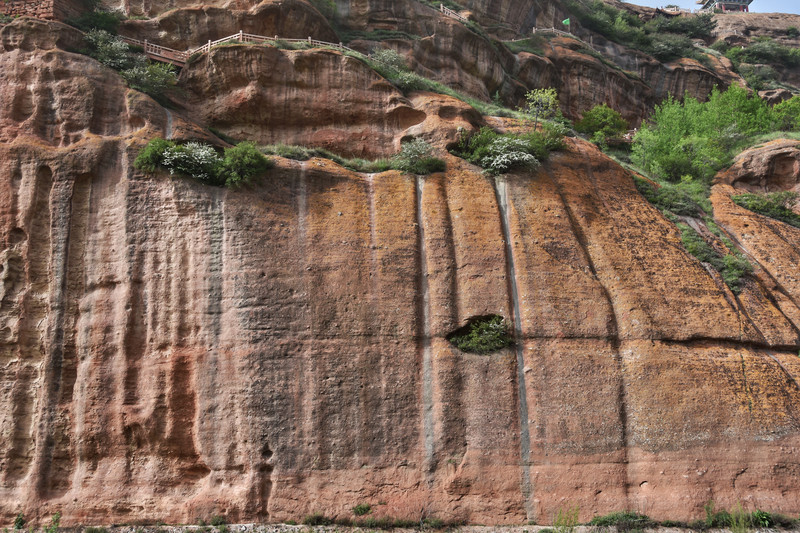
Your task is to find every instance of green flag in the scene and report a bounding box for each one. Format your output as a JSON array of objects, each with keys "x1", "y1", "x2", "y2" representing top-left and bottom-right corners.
[{"x1": 562, "y1": 18, "x2": 570, "y2": 25}]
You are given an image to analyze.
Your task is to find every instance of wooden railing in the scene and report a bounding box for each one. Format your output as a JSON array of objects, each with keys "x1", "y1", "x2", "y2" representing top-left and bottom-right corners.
[
  {"x1": 120, "y1": 30, "x2": 358, "y2": 67},
  {"x1": 530, "y1": 26, "x2": 574, "y2": 38},
  {"x1": 440, "y1": 3, "x2": 468, "y2": 23}
]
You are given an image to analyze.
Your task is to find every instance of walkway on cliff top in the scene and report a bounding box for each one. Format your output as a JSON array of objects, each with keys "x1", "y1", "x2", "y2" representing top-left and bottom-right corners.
[
  {"x1": 122, "y1": 4, "x2": 471, "y2": 66},
  {"x1": 122, "y1": 4, "x2": 589, "y2": 68}
]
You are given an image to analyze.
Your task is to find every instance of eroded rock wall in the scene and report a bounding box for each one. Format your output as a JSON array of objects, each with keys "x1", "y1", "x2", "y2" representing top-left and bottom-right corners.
[{"x1": 1, "y1": 15, "x2": 800, "y2": 528}]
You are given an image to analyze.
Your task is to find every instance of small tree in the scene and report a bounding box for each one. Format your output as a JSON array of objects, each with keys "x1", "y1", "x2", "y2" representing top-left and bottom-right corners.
[
  {"x1": 522, "y1": 88, "x2": 559, "y2": 131},
  {"x1": 575, "y1": 103, "x2": 628, "y2": 146}
]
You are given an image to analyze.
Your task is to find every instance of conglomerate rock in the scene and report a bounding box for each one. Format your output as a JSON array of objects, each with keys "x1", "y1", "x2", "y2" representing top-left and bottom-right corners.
[{"x1": 1, "y1": 12, "x2": 800, "y2": 529}]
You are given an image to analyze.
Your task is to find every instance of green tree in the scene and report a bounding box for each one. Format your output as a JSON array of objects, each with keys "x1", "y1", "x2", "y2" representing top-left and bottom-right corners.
[
  {"x1": 523, "y1": 88, "x2": 559, "y2": 131},
  {"x1": 632, "y1": 85, "x2": 776, "y2": 182},
  {"x1": 774, "y1": 96, "x2": 800, "y2": 131},
  {"x1": 575, "y1": 103, "x2": 628, "y2": 145}
]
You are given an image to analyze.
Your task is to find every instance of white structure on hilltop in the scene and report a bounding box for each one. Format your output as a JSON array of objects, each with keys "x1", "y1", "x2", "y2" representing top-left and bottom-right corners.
[{"x1": 696, "y1": 0, "x2": 753, "y2": 12}]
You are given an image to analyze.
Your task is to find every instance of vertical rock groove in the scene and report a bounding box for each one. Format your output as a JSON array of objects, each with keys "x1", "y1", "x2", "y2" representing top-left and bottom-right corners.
[
  {"x1": 493, "y1": 175, "x2": 533, "y2": 520},
  {"x1": 546, "y1": 153, "x2": 630, "y2": 503},
  {"x1": 164, "y1": 109, "x2": 174, "y2": 140},
  {"x1": 7, "y1": 165, "x2": 53, "y2": 485},
  {"x1": 416, "y1": 175, "x2": 435, "y2": 479}
]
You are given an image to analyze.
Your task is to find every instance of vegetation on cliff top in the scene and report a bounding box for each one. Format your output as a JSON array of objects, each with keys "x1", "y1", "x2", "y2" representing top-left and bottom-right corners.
[
  {"x1": 83, "y1": 29, "x2": 176, "y2": 102},
  {"x1": 452, "y1": 125, "x2": 564, "y2": 175},
  {"x1": 564, "y1": 0, "x2": 715, "y2": 62},
  {"x1": 625, "y1": 85, "x2": 800, "y2": 294}
]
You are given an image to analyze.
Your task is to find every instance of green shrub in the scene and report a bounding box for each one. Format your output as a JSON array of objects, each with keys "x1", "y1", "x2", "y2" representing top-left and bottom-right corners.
[
  {"x1": 447, "y1": 315, "x2": 513, "y2": 354},
  {"x1": 678, "y1": 224, "x2": 751, "y2": 293},
  {"x1": 13, "y1": 514, "x2": 24, "y2": 530},
  {"x1": 453, "y1": 126, "x2": 562, "y2": 175},
  {"x1": 421, "y1": 517, "x2": 445, "y2": 529},
  {"x1": 85, "y1": 29, "x2": 137, "y2": 70},
  {"x1": 121, "y1": 62, "x2": 177, "y2": 102},
  {"x1": 733, "y1": 38, "x2": 800, "y2": 67},
  {"x1": 589, "y1": 511, "x2": 652, "y2": 529},
  {"x1": 732, "y1": 191, "x2": 800, "y2": 228},
  {"x1": 302, "y1": 513, "x2": 333, "y2": 526},
  {"x1": 219, "y1": 142, "x2": 274, "y2": 187},
  {"x1": 84, "y1": 30, "x2": 176, "y2": 101},
  {"x1": 730, "y1": 503, "x2": 749, "y2": 533},
  {"x1": 739, "y1": 63, "x2": 779, "y2": 91},
  {"x1": 649, "y1": 13, "x2": 716, "y2": 39},
  {"x1": 788, "y1": 27, "x2": 800, "y2": 38},
  {"x1": 522, "y1": 88, "x2": 559, "y2": 130},
  {"x1": 339, "y1": 29, "x2": 421, "y2": 43},
  {"x1": 352, "y1": 504, "x2": 371, "y2": 516},
  {"x1": 135, "y1": 138, "x2": 272, "y2": 186},
  {"x1": 661, "y1": 520, "x2": 689, "y2": 528},
  {"x1": 773, "y1": 96, "x2": 800, "y2": 131},
  {"x1": 705, "y1": 501, "x2": 732, "y2": 528},
  {"x1": 634, "y1": 177, "x2": 704, "y2": 217},
  {"x1": 632, "y1": 85, "x2": 777, "y2": 183},
  {"x1": 209, "y1": 516, "x2": 226, "y2": 527},
  {"x1": 575, "y1": 103, "x2": 628, "y2": 145},
  {"x1": 553, "y1": 507, "x2": 579, "y2": 533},
  {"x1": 751, "y1": 510, "x2": 773, "y2": 528},
  {"x1": 649, "y1": 32, "x2": 699, "y2": 62},
  {"x1": 44, "y1": 513, "x2": 60, "y2": 533},
  {"x1": 370, "y1": 48, "x2": 410, "y2": 73},
  {"x1": 391, "y1": 138, "x2": 446, "y2": 174},
  {"x1": 69, "y1": 9, "x2": 125, "y2": 33},
  {"x1": 562, "y1": 0, "x2": 709, "y2": 61}
]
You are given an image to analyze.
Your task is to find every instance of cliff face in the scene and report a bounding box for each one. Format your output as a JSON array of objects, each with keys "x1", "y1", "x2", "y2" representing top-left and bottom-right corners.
[{"x1": 2, "y1": 14, "x2": 800, "y2": 526}]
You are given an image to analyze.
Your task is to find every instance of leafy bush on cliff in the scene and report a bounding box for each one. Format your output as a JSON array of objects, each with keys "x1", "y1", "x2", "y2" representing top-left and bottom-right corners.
[
  {"x1": 69, "y1": 8, "x2": 125, "y2": 33},
  {"x1": 84, "y1": 30, "x2": 176, "y2": 101},
  {"x1": 447, "y1": 315, "x2": 513, "y2": 354},
  {"x1": 391, "y1": 139, "x2": 446, "y2": 174},
  {"x1": 563, "y1": 0, "x2": 713, "y2": 61},
  {"x1": 134, "y1": 138, "x2": 273, "y2": 186},
  {"x1": 678, "y1": 224, "x2": 751, "y2": 294},
  {"x1": 634, "y1": 177, "x2": 707, "y2": 218},
  {"x1": 453, "y1": 125, "x2": 563, "y2": 175},
  {"x1": 726, "y1": 38, "x2": 800, "y2": 68},
  {"x1": 731, "y1": 191, "x2": 800, "y2": 228},
  {"x1": 575, "y1": 103, "x2": 628, "y2": 146},
  {"x1": 632, "y1": 85, "x2": 779, "y2": 183}
]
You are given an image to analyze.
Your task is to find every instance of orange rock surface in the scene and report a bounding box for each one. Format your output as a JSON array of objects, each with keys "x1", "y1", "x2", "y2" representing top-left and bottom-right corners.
[{"x1": 1, "y1": 13, "x2": 800, "y2": 529}]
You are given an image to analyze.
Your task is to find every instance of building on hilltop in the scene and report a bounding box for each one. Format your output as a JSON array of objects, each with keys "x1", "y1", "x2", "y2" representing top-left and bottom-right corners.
[{"x1": 696, "y1": 0, "x2": 753, "y2": 12}]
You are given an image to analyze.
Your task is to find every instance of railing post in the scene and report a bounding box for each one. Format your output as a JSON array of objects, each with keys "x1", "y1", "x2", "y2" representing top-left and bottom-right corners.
[
  {"x1": 308, "y1": 36, "x2": 312, "y2": 43},
  {"x1": 207, "y1": 40, "x2": 211, "y2": 53},
  {"x1": 144, "y1": 39, "x2": 148, "y2": 52},
  {"x1": 239, "y1": 29, "x2": 243, "y2": 42}
]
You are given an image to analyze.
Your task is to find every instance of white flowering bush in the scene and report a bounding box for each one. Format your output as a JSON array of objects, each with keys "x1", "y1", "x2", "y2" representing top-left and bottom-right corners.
[
  {"x1": 135, "y1": 138, "x2": 273, "y2": 187},
  {"x1": 161, "y1": 142, "x2": 222, "y2": 183},
  {"x1": 452, "y1": 125, "x2": 563, "y2": 175},
  {"x1": 479, "y1": 136, "x2": 540, "y2": 175},
  {"x1": 391, "y1": 138, "x2": 446, "y2": 174}
]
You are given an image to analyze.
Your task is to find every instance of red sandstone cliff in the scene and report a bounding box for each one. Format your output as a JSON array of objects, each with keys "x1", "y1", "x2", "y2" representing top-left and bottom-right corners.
[{"x1": 1, "y1": 5, "x2": 800, "y2": 529}]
